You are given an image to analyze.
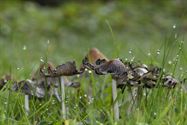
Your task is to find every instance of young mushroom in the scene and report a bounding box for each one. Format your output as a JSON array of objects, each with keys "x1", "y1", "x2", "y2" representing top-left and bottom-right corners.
[
  {"x1": 42, "y1": 61, "x2": 82, "y2": 119},
  {"x1": 80, "y1": 48, "x2": 108, "y2": 101}
]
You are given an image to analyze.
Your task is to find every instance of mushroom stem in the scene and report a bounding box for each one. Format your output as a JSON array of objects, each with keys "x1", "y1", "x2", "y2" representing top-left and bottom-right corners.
[
  {"x1": 60, "y1": 77, "x2": 66, "y2": 119},
  {"x1": 112, "y1": 80, "x2": 119, "y2": 121},
  {"x1": 24, "y1": 94, "x2": 29, "y2": 115}
]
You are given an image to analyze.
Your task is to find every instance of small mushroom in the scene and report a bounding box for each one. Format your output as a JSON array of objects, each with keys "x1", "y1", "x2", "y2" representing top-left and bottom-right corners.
[
  {"x1": 162, "y1": 75, "x2": 178, "y2": 88},
  {"x1": 0, "y1": 74, "x2": 12, "y2": 90}
]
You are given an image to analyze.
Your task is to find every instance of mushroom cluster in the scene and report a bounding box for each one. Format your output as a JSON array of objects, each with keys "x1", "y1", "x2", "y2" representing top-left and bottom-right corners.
[
  {"x1": 0, "y1": 48, "x2": 181, "y2": 120},
  {"x1": 82, "y1": 56, "x2": 179, "y2": 90},
  {"x1": 11, "y1": 61, "x2": 82, "y2": 101}
]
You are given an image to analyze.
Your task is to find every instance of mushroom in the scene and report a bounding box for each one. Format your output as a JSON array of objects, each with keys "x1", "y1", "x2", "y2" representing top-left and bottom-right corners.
[
  {"x1": 82, "y1": 56, "x2": 126, "y2": 121},
  {"x1": 12, "y1": 62, "x2": 81, "y2": 116},
  {"x1": 0, "y1": 74, "x2": 12, "y2": 90}
]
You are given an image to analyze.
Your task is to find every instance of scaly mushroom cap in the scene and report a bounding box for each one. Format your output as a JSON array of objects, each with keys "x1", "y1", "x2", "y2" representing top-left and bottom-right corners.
[
  {"x1": 12, "y1": 80, "x2": 33, "y2": 96},
  {"x1": 162, "y1": 75, "x2": 178, "y2": 88},
  {"x1": 87, "y1": 48, "x2": 108, "y2": 64},
  {"x1": 80, "y1": 48, "x2": 108, "y2": 72},
  {"x1": 31, "y1": 62, "x2": 55, "y2": 80},
  {"x1": 54, "y1": 61, "x2": 81, "y2": 76}
]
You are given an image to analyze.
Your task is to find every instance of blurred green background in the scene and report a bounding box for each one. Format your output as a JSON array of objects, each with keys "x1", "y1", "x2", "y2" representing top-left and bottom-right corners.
[{"x1": 0, "y1": 0, "x2": 187, "y2": 79}]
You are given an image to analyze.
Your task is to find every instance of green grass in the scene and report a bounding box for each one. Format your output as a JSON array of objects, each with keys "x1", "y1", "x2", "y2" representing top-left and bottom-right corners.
[{"x1": 0, "y1": 1, "x2": 187, "y2": 124}]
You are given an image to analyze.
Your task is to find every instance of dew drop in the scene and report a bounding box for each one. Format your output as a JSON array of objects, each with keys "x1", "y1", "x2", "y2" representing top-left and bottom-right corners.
[
  {"x1": 88, "y1": 101, "x2": 91, "y2": 105},
  {"x1": 168, "y1": 61, "x2": 172, "y2": 65},
  {"x1": 173, "y1": 24, "x2": 176, "y2": 29},
  {"x1": 52, "y1": 100, "x2": 55, "y2": 105},
  {"x1": 181, "y1": 40, "x2": 184, "y2": 44},
  {"x1": 163, "y1": 68, "x2": 166, "y2": 72},
  {"x1": 23, "y1": 45, "x2": 27, "y2": 50},
  {"x1": 77, "y1": 74, "x2": 80, "y2": 78},
  {"x1": 147, "y1": 52, "x2": 151, "y2": 56},
  {"x1": 128, "y1": 49, "x2": 132, "y2": 54},
  {"x1": 130, "y1": 56, "x2": 135, "y2": 62},
  {"x1": 40, "y1": 57, "x2": 44, "y2": 62},
  {"x1": 88, "y1": 70, "x2": 92, "y2": 74},
  {"x1": 180, "y1": 67, "x2": 183, "y2": 71},
  {"x1": 156, "y1": 49, "x2": 160, "y2": 55}
]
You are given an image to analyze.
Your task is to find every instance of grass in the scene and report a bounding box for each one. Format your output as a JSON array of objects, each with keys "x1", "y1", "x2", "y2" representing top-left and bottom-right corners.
[{"x1": 0, "y1": 1, "x2": 187, "y2": 124}]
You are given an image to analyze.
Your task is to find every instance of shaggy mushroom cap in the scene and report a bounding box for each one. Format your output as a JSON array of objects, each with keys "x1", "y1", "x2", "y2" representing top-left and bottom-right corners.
[{"x1": 162, "y1": 75, "x2": 178, "y2": 88}]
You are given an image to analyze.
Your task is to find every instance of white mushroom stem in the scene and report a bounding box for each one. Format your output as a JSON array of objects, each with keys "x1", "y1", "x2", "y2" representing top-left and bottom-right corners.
[
  {"x1": 24, "y1": 94, "x2": 29, "y2": 115},
  {"x1": 112, "y1": 79, "x2": 119, "y2": 121},
  {"x1": 60, "y1": 77, "x2": 66, "y2": 119}
]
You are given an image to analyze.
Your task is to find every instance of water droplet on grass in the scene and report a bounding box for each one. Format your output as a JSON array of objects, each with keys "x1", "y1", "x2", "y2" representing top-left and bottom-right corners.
[
  {"x1": 168, "y1": 61, "x2": 172, "y2": 65},
  {"x1": 147, "y1": 52, "x2": 151, "y2": 56},
  {"x1": 23, "y1": 45, "x2": 27, "y2": 50},
  {"x1": 173, "y1": 24, "x2": 176, "y2": 29},
  {"x1": 163, "y1": 68, "x2": 166, "y2": 72},
  {"x1": 129, "y1": 49, "x2": 132, "y2": 54},
  {"x1": 130, "y1": 56, "x2": 135, "y2": 62},
  {"x1": 156, "y1": 49, "x2": 160, "y2": 55},
  {"x1": 52, "y1": 100, "x2": 55, "y2": 105},
  {"x1": 40, "y1": 57, "x2": 44, "y2": 62}
]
